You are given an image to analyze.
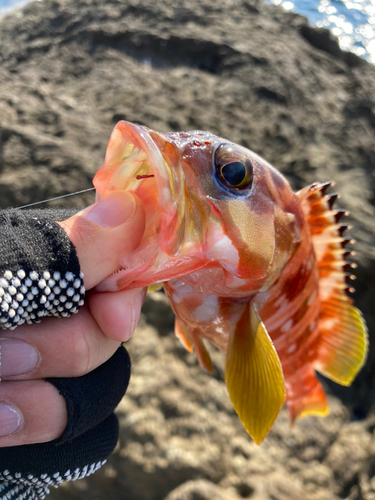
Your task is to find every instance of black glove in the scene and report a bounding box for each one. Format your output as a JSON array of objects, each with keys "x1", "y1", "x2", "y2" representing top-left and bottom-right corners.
[{"x1": 0, "y1": 209, "x2": 131, "y2": 500}]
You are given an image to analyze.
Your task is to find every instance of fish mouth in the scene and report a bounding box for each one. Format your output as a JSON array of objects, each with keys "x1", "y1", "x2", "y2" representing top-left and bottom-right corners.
[{"x1": 93, "y1": 121, "x2": 196, "y2": 291}]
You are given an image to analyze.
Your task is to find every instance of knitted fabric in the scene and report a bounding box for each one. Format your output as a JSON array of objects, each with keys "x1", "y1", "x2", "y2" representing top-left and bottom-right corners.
[{"x1": 0, "y1": 209, "x2": 84, "y2": 329}]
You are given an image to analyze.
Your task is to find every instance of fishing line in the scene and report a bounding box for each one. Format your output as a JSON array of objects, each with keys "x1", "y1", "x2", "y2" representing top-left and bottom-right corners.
[
  {"x1": 14, "y1": 187, "x2": 97, "y2": 210},
  {"x1": 13, "y1": 175, "x2": 155, "y2": 210}
]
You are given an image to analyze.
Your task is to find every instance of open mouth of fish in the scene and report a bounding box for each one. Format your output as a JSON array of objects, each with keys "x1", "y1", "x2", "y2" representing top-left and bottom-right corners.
[
  {"x1": 94, "y1": 121, "x2": 174, "y2": 212},
  {"x1": 93, "y1": 121, "x2": 204, "y2": 291}
]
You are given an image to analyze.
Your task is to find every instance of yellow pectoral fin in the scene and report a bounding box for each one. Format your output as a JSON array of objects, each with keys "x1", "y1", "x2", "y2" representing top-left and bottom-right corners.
[{"x1": 225, "y1": 303, "x2": 286, "y2": 444}]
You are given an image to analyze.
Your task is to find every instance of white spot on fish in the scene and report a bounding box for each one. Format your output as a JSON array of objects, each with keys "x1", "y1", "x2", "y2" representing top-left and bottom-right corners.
[
  {"x1": 162, "y1": 187, "x2": 171, "y2": 201},
  {"x1": 171, "y1": 281, "x2": 195, "y2": 304},
  {"x1": 280, "y1": 319, "x2": 293, "y2": 332},
  {"x1": 306, "y1": 258, "x2": 314, "y2": 271},
  {"x1": 307, "y1": 290, "x2": 317, "y2": 306},
  {"x1": 274, "y1": 293, "x2": 288, "y2": 308},
  {"x1": 206, "y1": 227, "x2": 239, "y2": 270},
  {"x1": 320, "y1": 317, "x2": 339, "y2": 330},
  {"x1": 287, "y1": 343, "x2": 297, "y2": 353},
  {"x1": 194, "y1": 295, "x2": 219, "y2": 322},
  {"x1": 226, "y1": 275, "x2": 248, "y2": 288}
]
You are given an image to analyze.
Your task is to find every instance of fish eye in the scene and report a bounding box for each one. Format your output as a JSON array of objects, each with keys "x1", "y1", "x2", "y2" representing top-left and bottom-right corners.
[
  {"x1": 220, "y1": 161, "x2": 247, "y2": 186},
  {"x1": 214, "y1": 143, "x2": 253, "y2": 191}
]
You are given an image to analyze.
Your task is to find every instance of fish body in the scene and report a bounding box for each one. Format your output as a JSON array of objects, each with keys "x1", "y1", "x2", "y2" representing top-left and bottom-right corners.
[{"x1": 94, "y1": 121, "x2": 368, "y2": 443}]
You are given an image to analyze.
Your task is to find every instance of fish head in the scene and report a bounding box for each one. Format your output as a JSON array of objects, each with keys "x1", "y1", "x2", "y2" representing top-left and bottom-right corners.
[
  {"x1": 94, "y1": 122, "x2": 214, "y2": 287},
  {"x1": 94, "y1": 121, "x2": 302, "y2": 293}
]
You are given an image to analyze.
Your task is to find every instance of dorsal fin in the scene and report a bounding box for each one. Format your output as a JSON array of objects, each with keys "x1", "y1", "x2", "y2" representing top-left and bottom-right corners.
[{"x1": 297, "y1": 183, "x2": 368, "y2": 386}]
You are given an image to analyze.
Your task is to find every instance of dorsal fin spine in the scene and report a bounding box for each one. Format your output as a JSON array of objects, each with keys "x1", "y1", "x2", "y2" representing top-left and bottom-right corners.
[
  {"x1": 334, "y1": 210, "x2": 349, "y2": 222},
  {"x1": 326, "y1": 193, "x2": 340, "y2": 209}
]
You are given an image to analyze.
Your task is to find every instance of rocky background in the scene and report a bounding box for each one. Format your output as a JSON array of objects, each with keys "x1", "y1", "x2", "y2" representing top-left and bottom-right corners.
[{"x1": 1, "y1": 0, "x2": 375, "y2": 498}]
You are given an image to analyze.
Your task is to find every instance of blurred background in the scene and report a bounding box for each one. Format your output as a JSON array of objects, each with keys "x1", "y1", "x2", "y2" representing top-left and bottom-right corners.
[
  {"x1": 0, "y1": 0, "x2": 375, "y2": 498},
  {"x1": 4, "y1": 0, "x2": 375, "y2": 61}
]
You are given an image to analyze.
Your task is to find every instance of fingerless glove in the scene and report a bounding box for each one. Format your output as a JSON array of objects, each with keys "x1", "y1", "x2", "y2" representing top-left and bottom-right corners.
[{"x1": 0, "y1": 209, "x2": 131, "y2": 500}]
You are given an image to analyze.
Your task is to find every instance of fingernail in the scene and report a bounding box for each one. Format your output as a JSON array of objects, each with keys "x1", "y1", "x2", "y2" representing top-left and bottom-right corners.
[
  {"x1": 0, "y1": 403, "x2": 22, "y2": 436},
  {"x1": 0, "y1": 339, "x2": 39, "y2": 378},
  {"x1": 84, "y1": 192, "x2": 137, "y2": 228}
]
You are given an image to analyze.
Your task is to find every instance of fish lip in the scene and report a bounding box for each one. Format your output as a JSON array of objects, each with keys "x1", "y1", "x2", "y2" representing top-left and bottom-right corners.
[
  {"x1": 125, "y1": 122, "x2": 175, "y2": 212},
  {"x1": 94, "y1": 120, "x2": 176, "y2": 218}
]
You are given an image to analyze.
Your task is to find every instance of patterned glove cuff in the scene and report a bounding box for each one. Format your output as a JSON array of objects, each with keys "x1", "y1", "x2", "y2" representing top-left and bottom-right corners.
[
  {"x1": 0, "y1": 209, "x2": 85, "y2": 330},
  {"x1": 0, "y1": 415, "x2": 115, "y2": 500},
  {"x1": 0, "y1": 269, "x2": 85, "y2": 329}
]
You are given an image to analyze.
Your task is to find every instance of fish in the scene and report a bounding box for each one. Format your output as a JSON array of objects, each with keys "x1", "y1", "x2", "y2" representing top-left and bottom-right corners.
[{"x1": 93, "y1": 121, "x2": 368, "y2": 444}]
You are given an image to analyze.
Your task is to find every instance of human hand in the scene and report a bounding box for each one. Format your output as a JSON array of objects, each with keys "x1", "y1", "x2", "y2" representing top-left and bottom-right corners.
[{"x1": 0, "y1": 191, "x2": 146, "y2": 498}]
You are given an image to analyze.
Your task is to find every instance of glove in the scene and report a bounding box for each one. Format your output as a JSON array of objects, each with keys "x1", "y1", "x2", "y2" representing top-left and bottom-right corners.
[
  {"x1": 0, "y1": 193, "x2": 146, "y2": 500},
  {"x1": 0, "y1": 208, "x2": 85, "y2": 330}
]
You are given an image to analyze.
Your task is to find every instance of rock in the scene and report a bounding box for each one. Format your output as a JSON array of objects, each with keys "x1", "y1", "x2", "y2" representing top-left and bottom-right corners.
[
  {"x1": 299, "y1": 25, "x2": 363, "y2": 67},
  {"x1": 324, "y1": 423, "x2": 372, "y2": 496},
  {"x1": 1, "y1": 0, "x2": 375, "y2": 499},
  {"x1": 164, "y1": 479, "x2": 236, "y2": 500}
]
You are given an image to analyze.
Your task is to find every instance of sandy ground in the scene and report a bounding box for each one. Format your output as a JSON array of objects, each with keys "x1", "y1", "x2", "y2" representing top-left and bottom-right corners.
[{"x1": 1, "y1": 0, "x2": 375, "y2": 498}]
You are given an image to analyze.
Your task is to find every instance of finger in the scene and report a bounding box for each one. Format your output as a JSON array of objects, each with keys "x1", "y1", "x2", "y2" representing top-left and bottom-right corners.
[
  {"x1": 88, "y1": 287, "x2": 147, "y2": 342},
  {"x1": 58, "y1": 191, "x2": 146, "y2": 290},
  {"x1": 0, "y1": 305, "x2": 120, "y2": 380},
  {"x1": 0, "y1": 346, "x2": 131, "y2": 447},
  {"x1": 0, "y1": 379, "x2": 67, "y2": 446}
]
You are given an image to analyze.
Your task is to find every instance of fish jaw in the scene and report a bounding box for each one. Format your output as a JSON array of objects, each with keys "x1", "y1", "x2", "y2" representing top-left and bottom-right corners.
[{"x1": 93, "y1": 122, "x2": 209, "y2": 291}]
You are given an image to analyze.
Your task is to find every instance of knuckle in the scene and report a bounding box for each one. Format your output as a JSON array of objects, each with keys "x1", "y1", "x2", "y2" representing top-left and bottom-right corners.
[
  {"x1": 65, "y1": 318, "x2": 98, "y2": 377},
  {"x1": 65, "y1": 314, "x2": 116, "y2": 377}
]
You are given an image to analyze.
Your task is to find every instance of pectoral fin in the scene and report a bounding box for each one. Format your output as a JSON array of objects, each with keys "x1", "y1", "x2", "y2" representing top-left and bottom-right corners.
[{"x1": 225, "y1": 302, "x2": 285, "y2": 444}]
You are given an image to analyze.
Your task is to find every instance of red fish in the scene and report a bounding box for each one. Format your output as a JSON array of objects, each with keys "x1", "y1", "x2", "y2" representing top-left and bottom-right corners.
[{"x1": 93, "y1": 121, "x2": 368, "y2": 444}]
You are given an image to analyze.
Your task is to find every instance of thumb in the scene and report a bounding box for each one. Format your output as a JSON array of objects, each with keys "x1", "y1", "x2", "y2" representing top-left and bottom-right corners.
[{"x1": 58, "y1": 191, "x2": 146, "y2": 290}]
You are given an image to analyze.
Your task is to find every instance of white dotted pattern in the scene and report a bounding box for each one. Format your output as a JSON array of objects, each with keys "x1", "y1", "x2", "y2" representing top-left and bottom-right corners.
[
  {"x1": 0, "y1": 461, "x2": 105, "y2": 499},
  {"x1": 0, "y1": 269, "x2": 85, "y2": 330}
]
